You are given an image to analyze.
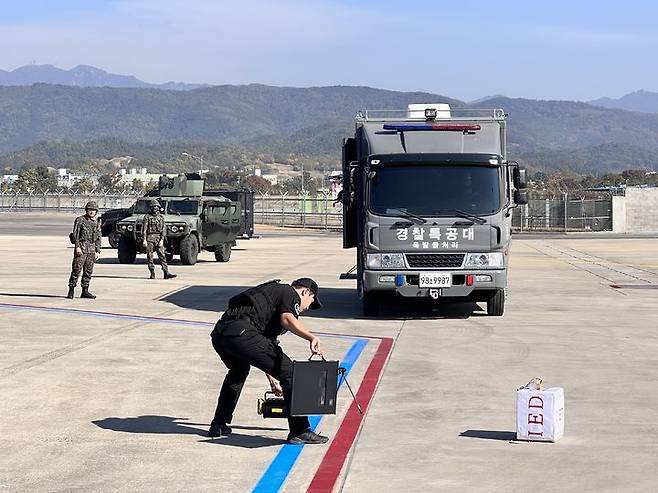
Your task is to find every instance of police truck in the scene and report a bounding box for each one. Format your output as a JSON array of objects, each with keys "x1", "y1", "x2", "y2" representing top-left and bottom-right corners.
[{"x1": 341, "y1": 104, "x2": 528, "y2": 316}]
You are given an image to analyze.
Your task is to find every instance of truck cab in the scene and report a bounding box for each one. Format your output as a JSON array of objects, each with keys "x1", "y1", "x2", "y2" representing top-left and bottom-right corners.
[{"x1": 342, "y1": 104, "x2": 528, "y2": 316}]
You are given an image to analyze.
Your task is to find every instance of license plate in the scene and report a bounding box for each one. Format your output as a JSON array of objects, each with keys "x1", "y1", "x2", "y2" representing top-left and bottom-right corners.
[{"x1": 419, "y1": 272, "x2": 452, "y2": 288}]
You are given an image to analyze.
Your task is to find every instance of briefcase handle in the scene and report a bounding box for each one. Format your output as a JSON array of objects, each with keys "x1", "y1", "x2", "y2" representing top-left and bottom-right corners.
[{"x1": 308, "y1": 353, "x2": 326, "y2": 361}]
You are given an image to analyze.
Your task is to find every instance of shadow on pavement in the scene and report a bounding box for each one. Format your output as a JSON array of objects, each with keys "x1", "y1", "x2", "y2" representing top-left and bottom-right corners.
[
  {"x1": 92, "y1": 415, "x2": 207, "y2": 436},
  {"x1": 92, "y1": 415, "x2": 286, "y2": 448},
  {"x1": 93, "y1": 275, "x2": 151, "y2": 280},
  {"x1": 160, "y1": 285, "x2": 483, "y2": 320},
  {"x1": 0, "y1": 292, "x2": 66, "y2": 299},
  {"x1": 460, "y1": 430, "x2": 517, "y2": 441}
]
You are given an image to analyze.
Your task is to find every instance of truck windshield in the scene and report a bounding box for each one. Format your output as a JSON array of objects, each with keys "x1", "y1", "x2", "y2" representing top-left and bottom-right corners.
[
  {"x1": 133, "y1": 199, "x2": 166, "y2": 214},
  {"x1": 168, "y1": 200, "x2": 199, "y2": 215},
  {"x1": 369, "y1": 165, "x2": 501, "y2": 216}
]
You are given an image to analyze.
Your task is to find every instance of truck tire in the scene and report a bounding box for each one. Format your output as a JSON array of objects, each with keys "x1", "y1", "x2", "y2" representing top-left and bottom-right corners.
[
  {"x1": 487, "y1": 289, "x2": 505, "y2": 316},
  {"x1": 214, "y1": 243, "x2": 231, "y2": 262},
  {"x1": 108, "y1": 231, "x2": 121, "y2": 249},
  {"x1": 179, "y1": 234, "x2": 199, "y2": 265},
  {"x1": 117, "y1": 236, "x2": 136, "y2": 264},
  {"x1": 362, "y1": 291, "x2": 381, "y2": 317}
]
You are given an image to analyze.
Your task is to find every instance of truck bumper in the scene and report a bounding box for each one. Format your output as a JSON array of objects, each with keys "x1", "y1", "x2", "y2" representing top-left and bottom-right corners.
[{"x1": 363, "y1": 269, "x2": 507, "y2": 299}]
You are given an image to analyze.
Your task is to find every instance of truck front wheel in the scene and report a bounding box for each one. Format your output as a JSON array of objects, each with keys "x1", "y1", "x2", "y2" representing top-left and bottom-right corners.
[
  {"x1": 117, "y1": 236, "x2": 136, "y2": 264},
  {"x1": 487, "y1": 289, "x2": 505, "y2": 316},
  {"x1": 214, "y1": 243, "x2": 231, "y2": 262},
  {"x1": 179, "y1": 234, "x2": 199, "y2": 265},
  {"x1": 108, "y1": 231, "x2": 121, "y2": 248},
  {"x1": 362, "y1": 291, "x2": 381, "y2": 317}
]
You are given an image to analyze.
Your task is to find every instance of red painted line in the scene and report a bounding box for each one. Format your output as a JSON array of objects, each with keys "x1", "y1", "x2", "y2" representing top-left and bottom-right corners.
[{"x1": 307, "y1": 337, "x2": 394, "y2": 493}]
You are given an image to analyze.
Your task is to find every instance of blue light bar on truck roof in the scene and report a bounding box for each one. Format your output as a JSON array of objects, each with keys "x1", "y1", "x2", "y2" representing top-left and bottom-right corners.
[{"x1": 382, "y1": 123, "x2": 481, "y2": 132}]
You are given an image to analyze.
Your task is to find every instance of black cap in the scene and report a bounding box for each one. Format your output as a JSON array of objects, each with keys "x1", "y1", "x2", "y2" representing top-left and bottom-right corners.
[{"x1": 291, "y1": 277, "x2": 322, "y2": 310}]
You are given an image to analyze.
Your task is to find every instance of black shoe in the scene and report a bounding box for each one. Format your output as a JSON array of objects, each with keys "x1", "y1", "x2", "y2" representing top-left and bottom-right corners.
[
  {"x1": 149, "y1": 271, "x2": 156, "y2": 279},
  {"x1": 208, "y1": 423, "x2": 232, "y2": 438},
  {"x1": 164, "y1": 273, "x2": 177, "y2": 279},
  {"x1": 80, "y1": 288, "x2": 96, "y2": 299},
  {"x1": 286, "y1": 430, "x2": 329, "y2": 445},
  {"x1": 66, "y1": 287, "x2": 75, "y2": 299}
]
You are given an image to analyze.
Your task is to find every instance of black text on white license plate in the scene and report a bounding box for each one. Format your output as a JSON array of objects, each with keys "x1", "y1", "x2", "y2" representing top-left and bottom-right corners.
[{"x1": 419, "y1": 273, "x2": 451, "y2": 287}]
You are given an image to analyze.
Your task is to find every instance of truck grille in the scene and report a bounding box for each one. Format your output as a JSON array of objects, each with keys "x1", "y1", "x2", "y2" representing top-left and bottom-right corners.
[{"x1": 405, "y1": 253, "x2": 465, "y2": 268}]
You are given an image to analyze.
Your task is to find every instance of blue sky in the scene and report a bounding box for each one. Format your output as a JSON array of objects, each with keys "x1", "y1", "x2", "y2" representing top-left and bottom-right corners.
[{"x1": 1, "y1": 0, "x2": 657, "y2": 101}]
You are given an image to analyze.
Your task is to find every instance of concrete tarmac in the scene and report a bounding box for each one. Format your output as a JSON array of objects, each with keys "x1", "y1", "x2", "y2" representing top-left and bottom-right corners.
[{"x1": 1, "y1": 213, "x2": 657, "y2": 492}]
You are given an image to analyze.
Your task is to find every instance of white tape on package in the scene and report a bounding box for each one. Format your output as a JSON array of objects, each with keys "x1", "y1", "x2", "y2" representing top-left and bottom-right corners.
[{"x1": 516, "y1": 387, "x2": 564, "y2": 442}]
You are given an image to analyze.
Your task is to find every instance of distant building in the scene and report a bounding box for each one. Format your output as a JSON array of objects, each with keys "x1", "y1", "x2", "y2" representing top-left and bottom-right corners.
[
  {"x1": 2, "y1": 174, "x2": 19, "y2": 184},
  {"x1": 116, "y1": 168, "x2": 176, "y2": 187},
  {"x1": 328, "y1": 170, "x2": 342, "y2": 199}
]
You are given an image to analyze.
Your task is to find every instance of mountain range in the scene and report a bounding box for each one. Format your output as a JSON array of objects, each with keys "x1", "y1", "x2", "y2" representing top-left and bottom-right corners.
[
  {"x1": 0, "y1": 64, "x2": 205, "y2": 91},
  {"x1": 1, "y1": 64, "x2": 658, "y2": 174},
  {"x1": 588, "y1": 90, "x2": 658, "y2": 114}
]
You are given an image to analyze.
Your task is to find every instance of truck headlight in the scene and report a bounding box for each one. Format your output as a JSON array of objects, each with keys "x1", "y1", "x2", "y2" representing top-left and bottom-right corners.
[
  {"x1": 120, "y1": 224, "x2": 127, "y2": 231},
  {"x1": 367, "y1": 253, "x2": 404, "y2": 269},
  {"x1": 170, "y1": 225, "x2": 178, "y2": 233},
  {"x1": 127, "y1": 225, "x2": 134, "y2": 232},
  {"x1": 464, "y1": 252, "x2": 504, "y2": 268}
]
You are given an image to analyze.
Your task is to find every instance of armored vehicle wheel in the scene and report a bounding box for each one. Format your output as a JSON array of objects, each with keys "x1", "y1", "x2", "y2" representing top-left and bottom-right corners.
[
  {"x1": 117, "y1": 236, "x2": 137, "y2": 264},
  {"x1": 108, "y1": 231, "x2": 121, "y2": 249},
  {"x1": 180, "y1": 234, "x2": 199, "y2": 265},
  {"x1": 214, "y1": 243, "x2": 231, "y2": 262},
  {"x1": 362, "y1": 291, "x2": 381, "y2": 317},
  {"x1": 487, "y1": 289, "x2": 505, "y2": 316}
]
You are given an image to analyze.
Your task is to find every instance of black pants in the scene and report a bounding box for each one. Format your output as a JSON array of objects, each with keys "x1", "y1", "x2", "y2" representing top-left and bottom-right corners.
[{"x1": 211, "y1": 320, "x2": 310, "y2": 435}]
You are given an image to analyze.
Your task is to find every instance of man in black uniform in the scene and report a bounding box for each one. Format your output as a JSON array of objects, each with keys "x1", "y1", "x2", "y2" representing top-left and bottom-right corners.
[
  {"x1": 67, "y1": 201, "x2": 101, "y2": 299},
  {"x1": 209, "y1": 278, "x2": 328, "y2": 444}
]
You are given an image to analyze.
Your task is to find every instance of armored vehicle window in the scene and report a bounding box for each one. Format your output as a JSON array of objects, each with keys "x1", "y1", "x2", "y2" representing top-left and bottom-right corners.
[
  {"x1": 133, "y1": 199, "x2": 166, "y2": 214},
  {"x1": 168, "y1": 200, "x2": 199, "y2": 215},
  {"x1": 369, "y1": 165, "x2": 501, "y2": 216},
  {"x1": 212, "y1": 205, "x2": 228, "y2": 215}
]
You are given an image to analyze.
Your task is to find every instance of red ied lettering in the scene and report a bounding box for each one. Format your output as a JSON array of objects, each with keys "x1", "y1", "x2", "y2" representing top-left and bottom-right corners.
[{"x1": 528, "y1": 396, "x2": 544, "y2": 409}]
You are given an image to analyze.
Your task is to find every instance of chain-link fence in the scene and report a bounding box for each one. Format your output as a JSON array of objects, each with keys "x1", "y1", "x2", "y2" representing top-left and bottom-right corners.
[
  {"x1": 0, "y1": 189, "x2": 145, "y2": 212},
  {"x1": 513, "y1": 195, "x2": 613, "y2": 232},
  {"x1": 254, "y1": 192, "x2": 343, "y2": 230},
  {"x1": 1, "y1": 189, "x2": 613, "y2": 232}
]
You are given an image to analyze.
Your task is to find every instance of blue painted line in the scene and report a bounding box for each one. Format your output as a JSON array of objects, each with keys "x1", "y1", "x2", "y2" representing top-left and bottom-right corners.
[{"x1": 252, "y1": 338, "x2": 368, "y2": 493}]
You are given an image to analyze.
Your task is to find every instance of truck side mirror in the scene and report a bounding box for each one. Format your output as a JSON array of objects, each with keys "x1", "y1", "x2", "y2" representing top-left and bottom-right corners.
[
  {"x1": 514, "y1": 190, "x2": 528, "y2": 205},
  {"x1": 513, "y1": 167, "x2": 527, "y2": 189}
]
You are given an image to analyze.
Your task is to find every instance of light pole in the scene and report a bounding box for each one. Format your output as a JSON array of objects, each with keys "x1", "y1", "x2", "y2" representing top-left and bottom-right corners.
[{"x1": 181, "y1": 152, "x2": 205, "y2": 174}]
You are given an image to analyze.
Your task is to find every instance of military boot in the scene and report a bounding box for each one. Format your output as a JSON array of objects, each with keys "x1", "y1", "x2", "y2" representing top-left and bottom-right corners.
[
  {"x1": 66, "y1": 287, "x2": 75, "y2": 299},
  {"x1": 81, "y1": 287, "x2": 96, "y2": 299},
  {"x1": 149, "y1": 270, "x2": 156, "y2": 280},
  {"x1": 164, "y1": 272, "x2": 177, "y2": 280}
]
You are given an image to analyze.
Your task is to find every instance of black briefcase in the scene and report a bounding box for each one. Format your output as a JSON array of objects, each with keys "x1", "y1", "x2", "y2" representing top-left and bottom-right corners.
[{"x1": 290, "y1": 356, "x2": 338, "y2": 416}]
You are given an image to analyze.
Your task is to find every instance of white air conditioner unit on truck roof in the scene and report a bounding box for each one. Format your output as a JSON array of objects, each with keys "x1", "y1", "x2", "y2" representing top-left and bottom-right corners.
[{"x1": 407, "y1": 103, "x2": 451, "y2": 120}]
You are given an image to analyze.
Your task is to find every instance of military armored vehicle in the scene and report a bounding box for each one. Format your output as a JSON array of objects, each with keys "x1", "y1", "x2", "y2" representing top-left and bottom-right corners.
[{"x1": 115, "y1": 173, "x2": 242, "y2": 265}]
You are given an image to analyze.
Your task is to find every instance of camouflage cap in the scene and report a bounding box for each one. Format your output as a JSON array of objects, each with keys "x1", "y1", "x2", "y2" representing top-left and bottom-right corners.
[
  {"x1": 85, "y1": 201, "x2": 99, "y2": 210},
  {"x1": 149, "y1": 199, "x2": 160, "y2": 208}
]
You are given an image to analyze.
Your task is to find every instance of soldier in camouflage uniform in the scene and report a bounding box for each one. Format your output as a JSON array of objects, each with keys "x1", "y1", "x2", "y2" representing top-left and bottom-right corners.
[
  {"x1": 142, "y1": 199, "x2": 177, "y2": 280},
  {"x1": 67, "y1": 201, "x2": 102, "y2": 299}
]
